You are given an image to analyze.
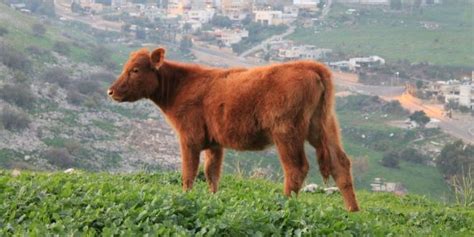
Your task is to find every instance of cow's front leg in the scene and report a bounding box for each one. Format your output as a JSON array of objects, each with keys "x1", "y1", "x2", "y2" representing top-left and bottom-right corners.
[{"x1": 180, "y1": 143, "x2": 201, "y2": 191}]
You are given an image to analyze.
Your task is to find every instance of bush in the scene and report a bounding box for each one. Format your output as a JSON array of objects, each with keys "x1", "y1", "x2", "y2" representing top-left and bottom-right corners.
[
  {"x1": 75, "y1": 80, "x2": 102, "y2": 95},
  {"x1": 43, "y1": 148, "x2": 74, "y2": 169},
  {"x1": 381, "y1": 151, "x2": 400, "y2": 168},
  {"x1": 31, "y1": 23, "x2": 46, "y2": 37},
  {"x1": 0, "y1": 84, "x2": 35, "y2": 109},
  {"x1": 90, "y1": 71, "x2": 116, "y2": 83},
  {"x1": 40, "y1": 67, "x2": 71, "y2": 88},
  {"x1": 382, "y1": 100, "x2": 408, "y2": 115},
  {"x1": 0, "y1": 44, "x2": 31, "y2": 72},
  {"x1": 437, "y1": 140, "x2": 474, "y2": 178},
  {"x1": 0, "y1": 107, "x2": 31, "y2": 132},
  {"x1": 399, "y1": 148, "x2": 428, "y2": 164},
  {"x1": 53, "y1": 41, "x2": 71, "y2": 55},
  {"x1": 66, "y1": 91, "x2": 85, "y2": 105},
  {"x1": 0, "y1": 26, "x2": 8, "y2": 36}
]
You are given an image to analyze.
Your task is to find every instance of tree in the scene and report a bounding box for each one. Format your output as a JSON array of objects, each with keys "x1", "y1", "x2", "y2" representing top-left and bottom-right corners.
[
  {"x1": 381, "y1": 151, "x2": 400, "y2": 168},
  {"x1": 31, "y1": 23, "x2": 46, "y2": 37},
  {"x1": 437, "y1": 140, "x2": 474, "y2": 178},
  {"x1": 416, "y1": 80, "x2": 423, "y2": 89},
  {"x1": 409, "y1": 110, "x2": 430, "y2": 128},
  {"x1": 211, "y1": 15, "x2": 233, "y2": 28}
]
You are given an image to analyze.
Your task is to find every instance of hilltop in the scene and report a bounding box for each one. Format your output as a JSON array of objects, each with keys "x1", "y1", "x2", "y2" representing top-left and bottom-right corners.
[{"x1": 0, "y1": 171, "x2": 472, "y2": 235}]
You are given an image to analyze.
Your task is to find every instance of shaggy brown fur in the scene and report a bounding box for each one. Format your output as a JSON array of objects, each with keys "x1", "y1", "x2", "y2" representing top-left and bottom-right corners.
[{"x1": 108, "y1": 48, "x2": 360, "y2": 212}]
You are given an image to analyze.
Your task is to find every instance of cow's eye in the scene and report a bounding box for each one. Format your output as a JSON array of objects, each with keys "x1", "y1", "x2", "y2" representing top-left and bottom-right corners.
[{"x1": 132, "y1": 68, "x2": 139, "y2": 73}]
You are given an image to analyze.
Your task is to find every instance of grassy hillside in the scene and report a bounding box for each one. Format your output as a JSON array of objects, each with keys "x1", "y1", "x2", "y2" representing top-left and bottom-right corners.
[
  {"x1": 289, "y1": 1, "x2": 473, "y2": 66},
  {"x1": 0, "y1": 171, "x2": 472, "y2": 236}
]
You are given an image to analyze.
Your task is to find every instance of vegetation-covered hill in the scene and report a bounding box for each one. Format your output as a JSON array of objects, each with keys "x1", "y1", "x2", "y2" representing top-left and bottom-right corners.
[
  {"x1": 0, "y1": 171, "x2": 472, "y2": 236},
  {"x1": 289, "y1": 1, "x2": 473, "y2": 67}
]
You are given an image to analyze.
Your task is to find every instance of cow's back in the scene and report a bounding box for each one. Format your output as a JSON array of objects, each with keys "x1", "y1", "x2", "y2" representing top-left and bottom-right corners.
[{"x1": 203, "y1": 61, "x2": 324, "y2": 150}]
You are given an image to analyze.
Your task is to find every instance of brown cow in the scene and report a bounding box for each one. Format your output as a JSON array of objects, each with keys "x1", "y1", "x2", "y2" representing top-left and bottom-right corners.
[{"x1": 108, "y1": 48, "x2": 359, "y2": 212}]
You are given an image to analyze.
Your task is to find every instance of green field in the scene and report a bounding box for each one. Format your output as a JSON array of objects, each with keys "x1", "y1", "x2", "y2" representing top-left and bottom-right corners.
[
  {"x1": 1, "y1": 171, "x2": 472, "y2": 235},
  {"x1": 288, "y1": 1, "x2": 473, "y2": 66}
]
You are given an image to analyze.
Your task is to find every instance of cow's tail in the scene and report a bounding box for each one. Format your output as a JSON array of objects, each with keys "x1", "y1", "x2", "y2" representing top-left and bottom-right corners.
[{"x1": 309, "y1": 64, "x2": 337, "y2": 183}]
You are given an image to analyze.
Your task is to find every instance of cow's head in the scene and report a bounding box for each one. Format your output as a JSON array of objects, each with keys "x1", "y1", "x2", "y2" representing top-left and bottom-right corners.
[{"x1": 108, "y1": 48, "x2": 165, "y2": 102}]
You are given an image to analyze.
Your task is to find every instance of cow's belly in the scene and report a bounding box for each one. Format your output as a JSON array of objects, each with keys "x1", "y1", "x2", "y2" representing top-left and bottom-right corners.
[{"x1": 214, "y1": 128, "x2": 272, "y2": 151}]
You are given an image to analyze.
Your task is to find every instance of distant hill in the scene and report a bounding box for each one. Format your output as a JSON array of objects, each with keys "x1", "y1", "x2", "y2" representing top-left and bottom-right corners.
[
  {"x1": 0, "y1": 171, "x2": 472, "y2": 235},
  {"x1": 289, "y1": 0, "x2": 473, "y2": 67}
]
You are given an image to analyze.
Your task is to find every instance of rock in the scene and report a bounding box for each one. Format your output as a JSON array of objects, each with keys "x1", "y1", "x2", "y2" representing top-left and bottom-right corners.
[
  {"x1": 302, "y1": 183, "x2": 319, "y2": 193},
  {"x1": 12, "y1": 169, "x2": 21, "y2": 177},
  {"x1": 324, "y1": 187, "x2": 339, "y2": 195},
  {"x1": 64, "y1": 168, "x2": 75, "y2": 174}
]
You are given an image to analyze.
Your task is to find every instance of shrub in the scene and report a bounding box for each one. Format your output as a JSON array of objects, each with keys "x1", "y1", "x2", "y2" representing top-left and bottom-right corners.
[
  {"x1": 0, "y1": 107, "x2": 31, "y2": 132},
  {"x1": 31, "y1": 23, "x2": 46, "y2": 37},
  {"x1": 0, "y1": 44, "x2": 31, "y2": 72},
  {"x1": 0, "y1": 26, "x2": 8, "y2": 36},
  {"x1": 75, "y1": 80, "x2": 101, "y2": 95},
  {"x1": 437, "y1": 140, "x2": 474, "y2": 178},
  {"x1": 399, "y1": 148, "x2": 428, "y2": 164},
  {"x1": 53, "y1": 41, "x2": 71, "y2": 55},
  {"x1": 66, "y1": 91, "x2": 85, "y2": 105},
  {"x1": 381, "y1": 151, "x2": 400, "y2": 168},
  {"x1": 90, "y1": 71, "x2": 116, "y2": 83},
  {"x1": 0, "y1": 84, "x2": 35, "y2": 109},
  {"x1": 43, "y1": 148, "x2": 74, "y2": 169},
  {"x1": 40, "y1": 67, "x2": 71, "y2": 88},
  {"x1": 382, "y1": 100, "x2": 408, "y2": 115}
]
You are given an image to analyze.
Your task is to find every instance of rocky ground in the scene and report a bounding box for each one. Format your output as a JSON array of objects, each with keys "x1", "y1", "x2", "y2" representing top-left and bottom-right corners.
[{"x1": 0, "y1": 52, "x2": 181, "y2": 171}]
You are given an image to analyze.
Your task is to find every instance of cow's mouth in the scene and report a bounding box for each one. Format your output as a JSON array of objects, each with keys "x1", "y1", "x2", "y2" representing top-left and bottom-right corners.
[{"x1": 110, "y1": 95, "x2": 126, "y2": 102}]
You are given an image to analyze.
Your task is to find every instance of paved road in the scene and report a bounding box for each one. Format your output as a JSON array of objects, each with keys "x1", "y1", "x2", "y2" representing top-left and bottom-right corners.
[
  {"x1": 393, "y1": 93, "x2": 474, "y2": 143},
  {"x1": 239, "y1": 26, "x2": 296, "y2": 58},
  {"x1": 238, "y1": 0, "x2": 332, "y2": 58}
]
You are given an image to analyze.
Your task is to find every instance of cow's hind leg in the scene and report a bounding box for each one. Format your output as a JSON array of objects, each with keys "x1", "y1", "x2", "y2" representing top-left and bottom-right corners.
[
  {"x1": 180, "y1": 144, "x2": 201, "y2": 191},
  {"x1": 273, "y1": 131, "x2": 309, "y2": 196},
  {"x1": 308, "y1": 115, "x2": 360, "y2": 212},
  {"x1": 204, "y1": 147, "x2": 224, "y2": 193}
]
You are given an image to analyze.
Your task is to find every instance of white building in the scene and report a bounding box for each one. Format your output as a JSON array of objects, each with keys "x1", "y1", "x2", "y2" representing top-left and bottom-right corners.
[
  {"x1": 293, "y1": 0, "x2": 320, "y2": 8},
  {"x1": 185, "y1": 9, "x2": 216, "y2": 23},
  {"x1": 254, "y1": 9, "x2": 283, "y2": 25},
  {"x1": 337, "y1": 0, "x2": 389, "y2": 5},
  {"x1": 444, "y1": 83, "x2": 474, "y2": 110},
  {"x1": 212, "y1": 28, "x2": 249, "y2": 46},
  {"x1": 278, "y1": 45, "x2": 332, "y2": 60}
]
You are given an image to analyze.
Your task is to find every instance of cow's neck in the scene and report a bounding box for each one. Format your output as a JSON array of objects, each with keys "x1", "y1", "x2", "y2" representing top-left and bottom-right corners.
[{"x1": 150, "y1": 60, "x2": 194, "y2": 110}]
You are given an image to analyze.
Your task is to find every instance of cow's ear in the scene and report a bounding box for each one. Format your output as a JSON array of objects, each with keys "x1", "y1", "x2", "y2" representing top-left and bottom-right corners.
[{"x1": 150, "y1": 48, "x2": 166, "y2": 70}]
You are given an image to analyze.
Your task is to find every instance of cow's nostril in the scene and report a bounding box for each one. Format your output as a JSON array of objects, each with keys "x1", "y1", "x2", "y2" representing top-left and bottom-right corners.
[{"x1": 107, "y1": 89, "x2": 113, "y2": 96}]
